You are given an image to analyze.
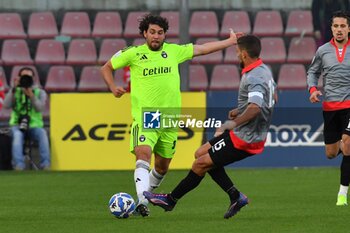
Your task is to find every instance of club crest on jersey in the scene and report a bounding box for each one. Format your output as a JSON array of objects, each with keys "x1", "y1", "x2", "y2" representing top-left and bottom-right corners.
[
  {"x1": 161, "y1": 51, "x2": 168, "y2": 58},
  {"x1": 139, "y1": 135, "x2": 146, "y2": 142}
]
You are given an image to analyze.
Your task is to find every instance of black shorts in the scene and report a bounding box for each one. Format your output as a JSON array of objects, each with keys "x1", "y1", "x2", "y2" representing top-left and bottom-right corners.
[
  {"x1": 323, "y1": 108, "x2": 350, "y2": 144},
  {"x1": 208, "y1": 131, "x2": 253, "y2": 167}
]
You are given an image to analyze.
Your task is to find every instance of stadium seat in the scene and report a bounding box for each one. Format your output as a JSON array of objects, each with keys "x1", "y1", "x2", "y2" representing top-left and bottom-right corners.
[
  {"x1": 35, "y1": 39, "x2": 65, "y2": 65},
  {"x1": 123, "y1": 11, "x2": 150, "y2": 38},
  {"x1": 45, "y1": 66, "x2": 76, "y2": 92},
  {"x1": 10, "y1": 65, "x2": 41, "y2": 87},
  {"x1": 209, "y1": 64, "x2": 240, "y2": 90},
  {"x1": 60, "y1": 12, "x2": 91, "y2": 38},
  {"x1": 189, "y1": 11, "x2": 219, "y2": 37},
  {"x1": 189, "y1": 65, "x2": 208, "y2": 91},
  {"x1": 28, "y1": 12, "x2": 58, "y2": 39},
  {"x1": 285, "y1": 10, "x2": 313, "y2": 37},
  {"x1": 287, "y1": 37, "x2": 316, "y2": 64},
  {"x1": 220, "y1": 11, "x2": 251, "y2": 38},
  {"x1": 160, "y1": 11, "x2": 179, "y2": 37},
  {"x1": 98, "y1": 39, "x2": 127, "y2": 64},
  {"x1": 260, "y1": 37, "x2": 286, "y2": 63},
  {"x1": 0, "y1": 105, "x2": 11, "y2": 122},
  {"x1": 223, "y1": 46, "x2": 239, "y2": 64},
  {"x1": 92, "y1": 12, "x2": 122, "y2": 38},
  {"x1": 114, "y1": 69, "x2": 129, "y2": 90},
  {"x1": 277, "y1": 64, "x2": 307, "y2": 90},
  {"x1": 0, "y1": 66, "x2": 9, "y2": 92},
  {"x1": 192, "y1": 38, "x2": 223, "y2": 64},
  {"x1": 78, "y1": 66, "x2": 108, "y2": 92},
  {"x1": 253, "y1": 11, "x2": 283, "y2": 37},
  {"x1": 66, "y1": 39, "x2": 97, "y2": 65},
  {"x1": 1, "y1": 39, "x2": 33, "y2": 65},
  {"x1": 0, "y1": 13, "x2": 26, "y2": 39}
]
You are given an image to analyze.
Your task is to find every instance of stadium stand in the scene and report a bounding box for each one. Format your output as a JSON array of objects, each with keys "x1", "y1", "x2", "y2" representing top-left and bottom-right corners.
[
  {"x1": 287, "y1": 37, "x2": 316, "y2": 63},
  {"x1": 285, "y1": 10, "x2": 314, "y2": 37},
  {"x1": 132, "y1": 38, "x2": 145, "y2": 46},
  {"x1": 1, "y1": 39, "x2": 33, "y2": 65},
  {"x1": 28, "y1": 12, "x2": 59, "y2": 39},
  {"x1": 77, "y1": 66, "x2": 108, "y2": 92},
  {"x1": 35, "y1": 39, "x2": 65, "y2": 65},
  {"x1": 192, "y1": 38, "x2": 223, "y2": 64},
  {"x1": 253, "y1": 10, "x2": 283, "y2": 37},
  {"x1": 223, "y1": 46, "x2": 239, "y2": 64},
  {"x1": 277, "y1": 64, "x2": 307, "y2": 90},
  {"x1": 0, "y1": 67, "x2": 9, "y2": 92},
  {"x1": 260, "y1": 37, "x2": 286, "y2": 63},
  {"x1": 45, "y1": 66, "x2": 76, "y2": 92},
  {"x1": 0, "y1": 13, "x2": 26, "y2": 39},
  {"x1": 220, "y1": 10, "x2": 251, "y2": 38},
  {"x1": 98, "y1": 39, "x2": 127, "y2": 64},
  {"x1": 10, "y1": 65, "x2": 41, "y2": 87},
  {"x1": 160, "y1": 11, "x2": 179, "y2": 38},
  {"x1": 189, "y1": 64, "x2": 208, "y2": 91},
  {"x1": 60, "y1": 12, "x2": 91, "y2": 38},
  {"x1": 189, "y1": 11, "x2": 219, "y2": 37},
  {"x1": 209, "y1": 64, "x2": 240, "y2": 90},
  {"x1": 66, "y1": 39, "x2": 97, "y2": 65},
  {"x1": 92, "y1": 12, "x2": 123, "y2": 38},
  {"x1": 123, "y1": 11, "x2": 150, "y2": 38},
  {"x1": 114, "y1": 69, "x2": 129, "y2": 89}
]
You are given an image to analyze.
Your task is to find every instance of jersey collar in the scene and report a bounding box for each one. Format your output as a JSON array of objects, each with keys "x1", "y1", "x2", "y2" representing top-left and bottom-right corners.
[
  {"x1": 330, "y1": 38, "x2": 350, "y2": 63},
  {"x1": 241, "y1": 58, "x2": 263, "y2": 75}
]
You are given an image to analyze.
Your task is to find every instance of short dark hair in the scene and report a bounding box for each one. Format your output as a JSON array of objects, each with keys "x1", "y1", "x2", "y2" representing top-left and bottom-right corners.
[
  {"x1": 18, "y1": 67, "x2": 35, "y2": 77},
  {"x1": 138, "y1": 14, "x2": 169, "y2": 35},
  {"x1": 237, "y1": 34, "x2": 261, "y2": 58},
  {"x1": 331, "y1": 11, "x2": 350, "y2": 26}
]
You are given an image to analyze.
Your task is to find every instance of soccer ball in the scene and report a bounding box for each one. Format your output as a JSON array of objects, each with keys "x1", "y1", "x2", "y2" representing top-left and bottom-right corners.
[{"x1": 108, "y1": 192, "x2": 136, "y2": 218}]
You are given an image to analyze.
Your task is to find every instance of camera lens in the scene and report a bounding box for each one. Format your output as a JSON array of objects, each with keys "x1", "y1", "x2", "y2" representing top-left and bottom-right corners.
[{"x1": 19, "y1": 75, "x2": 34, "y2": 88}]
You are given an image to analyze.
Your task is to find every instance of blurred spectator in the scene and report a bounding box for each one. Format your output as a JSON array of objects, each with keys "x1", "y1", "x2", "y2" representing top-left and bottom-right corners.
[
  {"x1": 312, "y1": 0, "x2": 349, "y2": 45},
  {"x1": 3, "y1": 67, "x2": 50, "y2": 170},
  {"x1": 0, "y1": 80, "x2": 4, "y2": 111}
]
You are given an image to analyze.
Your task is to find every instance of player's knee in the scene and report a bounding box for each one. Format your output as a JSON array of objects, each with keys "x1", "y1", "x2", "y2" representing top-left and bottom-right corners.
[
  {"x1": 325, "y1": 151, "x2": 338, "y2": 159},
  {"x1": 342, "y1": 137, "x2": 350, "y2": 155},
  {"x1": 192, "y1": 159, "x2": 209, "y2": 176},
  {"x1": 194, "y1": 149, "x2": 201, "y2": 159}
]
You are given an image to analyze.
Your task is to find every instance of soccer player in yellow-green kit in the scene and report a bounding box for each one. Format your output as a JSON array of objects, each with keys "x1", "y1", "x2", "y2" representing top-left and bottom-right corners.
[{"x1": 101, "y1": 14, "x2": 240, "y2": 217}]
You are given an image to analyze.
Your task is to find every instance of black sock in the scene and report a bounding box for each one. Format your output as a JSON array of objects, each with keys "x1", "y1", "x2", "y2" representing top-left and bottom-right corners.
[
  {"x1": 208, "y1": 167, "x2": 240, "y2": 202},
  {"x1": 341, "y1": 156, "x2": 350, "y2": 186},
  {"x1": 170, "y1": 170, "x2": 204, "y2": 201}
]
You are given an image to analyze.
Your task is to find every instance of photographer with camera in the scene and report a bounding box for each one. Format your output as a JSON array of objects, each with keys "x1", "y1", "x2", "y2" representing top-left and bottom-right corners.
[{"x1": 3, "y1": 67, "x2": 50, "y2": 170}]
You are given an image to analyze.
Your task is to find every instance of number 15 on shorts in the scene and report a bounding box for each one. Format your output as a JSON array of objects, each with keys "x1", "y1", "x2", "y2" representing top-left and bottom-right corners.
[{"x1": 212, "y1": 139, "x2": 226, "y2": 153}]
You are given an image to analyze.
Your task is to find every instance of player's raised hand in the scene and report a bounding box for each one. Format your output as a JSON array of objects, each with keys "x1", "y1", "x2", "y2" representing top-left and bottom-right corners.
[
  {"x1": 309, "y1": 90, "x2": 322, "y2": 103},
  {"x1": 112, "y1": 86, "x2": 127, "y2": 98},
  {"x1": 229, "y1": 28, "x2": 244, "y2": 45}
]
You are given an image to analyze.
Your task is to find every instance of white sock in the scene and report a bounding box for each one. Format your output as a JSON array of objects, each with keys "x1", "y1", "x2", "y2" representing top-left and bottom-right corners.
[
  {"x1": 338, "y1": 185, "x2": 349, "y2": 196},
  {"x1": 148, "y1": 168, "x2": 165, "y2": 192},
  {"x1": 134, "y1": 160, "x2": 150, "y2": 204}
]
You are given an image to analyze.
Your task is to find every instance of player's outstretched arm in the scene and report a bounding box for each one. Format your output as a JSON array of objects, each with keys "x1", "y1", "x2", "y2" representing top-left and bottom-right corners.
[
  {"x1": 101, "y1": 61, "x2": 126, "y2": 98},
  {"x1": 193, "y1": 29, "x2": 243, "y2": 57}
]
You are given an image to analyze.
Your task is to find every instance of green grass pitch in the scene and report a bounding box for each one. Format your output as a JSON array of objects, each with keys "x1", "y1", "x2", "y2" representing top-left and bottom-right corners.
[{"x1": 0, "y1": 168, "x2": 349, "y2": 233}]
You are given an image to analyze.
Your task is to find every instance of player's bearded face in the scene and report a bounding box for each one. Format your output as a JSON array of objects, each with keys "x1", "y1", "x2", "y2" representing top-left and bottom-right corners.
[{"x1": 144, "y1": 24, "x2": 166, "y2": 51}]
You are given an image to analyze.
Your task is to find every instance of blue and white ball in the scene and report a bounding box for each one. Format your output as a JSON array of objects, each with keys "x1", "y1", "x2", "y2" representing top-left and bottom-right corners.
[{"x1": 108, "y1": 192, "x2": 136, "y2": 218}]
